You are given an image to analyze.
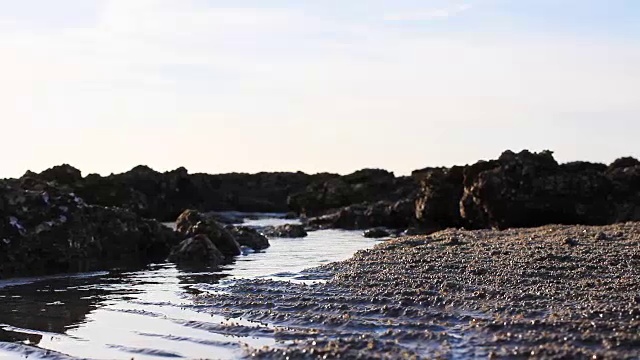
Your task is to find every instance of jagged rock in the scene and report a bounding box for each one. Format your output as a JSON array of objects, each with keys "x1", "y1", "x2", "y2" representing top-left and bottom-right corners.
[
  {"x1": 227, "y1": 226, "x2": 270, "y2": 250},
  {"x1": 175, "y1": 209, "x2": 241, "y2": 256},
  {"x1": 0, "y1": 179, "x2": 180, "y2": 278},
  {"x1": 167, "y1": 234, "x2": 225, "y2": 266},
  {"x1": 263, "y1": 224, "x2": 308, "y2": 238},
  {"x1": 363, "y1": 228, "x2": 391, "y2": 238}
]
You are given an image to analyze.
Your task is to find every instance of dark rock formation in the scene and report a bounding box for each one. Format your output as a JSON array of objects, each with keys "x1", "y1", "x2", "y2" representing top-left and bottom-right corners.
[
  {"x1": 413, "y1": 150, "x2": 640, "y2": 232},
  {"x1": 174, "y1": 209, "x2": 241, "y2": 256},
  {"x1": 363, "y1": 228, "x2": 391, "y2": 238},
  {"x1": 307, "y1": 200, "x2": 415, "y2": 230},
  {"x1": 460, "y1": 150, "x2": 624, "y2": 229},
  {"x1": 167, "y1": 234, "x2": 225, "y2": 267},
  {"x1": 23, "y1": 165, "x2": 335, "y2": 222},
  {"x1": 0, "y1": 179, "x2": 179, "y2": 279},
  {"x1": 288, "y1": 169, "x2": 418, "y2": 217},
  {"x1": 226, "y1": 226, "x2": 270, "y2": 250},
  {"x1": 263, "y1": 224, "x2": 308, "y2": 238},
  {"x1": 414, "y1": 166, "x2": 464, "y2": 232}
]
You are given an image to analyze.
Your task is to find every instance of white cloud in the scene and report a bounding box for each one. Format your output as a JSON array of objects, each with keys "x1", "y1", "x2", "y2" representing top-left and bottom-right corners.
[{"x1": 384, "y1": 4, "x2": 473, "y2": 21}]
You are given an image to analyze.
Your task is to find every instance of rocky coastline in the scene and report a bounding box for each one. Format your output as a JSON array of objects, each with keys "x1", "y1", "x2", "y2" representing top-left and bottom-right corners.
[{"x1": 1, "y1": 149, "x2": 638, "y2": 279}]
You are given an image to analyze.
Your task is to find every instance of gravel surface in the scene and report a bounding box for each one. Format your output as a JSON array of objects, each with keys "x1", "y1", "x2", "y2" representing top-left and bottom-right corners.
[{"x1": 197, "y1": 222, "x2": 640, "y2": 359}]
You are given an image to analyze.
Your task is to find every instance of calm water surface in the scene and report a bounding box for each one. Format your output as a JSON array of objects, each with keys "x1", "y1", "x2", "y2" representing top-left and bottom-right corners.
[{"x1": 0, "y1": 217, "x2": 378, "y2": 359}]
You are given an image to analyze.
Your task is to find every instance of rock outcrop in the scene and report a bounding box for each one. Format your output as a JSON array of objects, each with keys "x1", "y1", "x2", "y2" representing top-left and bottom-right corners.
[
  {"x1": 174, "y1": 209, "x2": 242, "y2": 256},
  {"x1": 170, "y1": 209, "x2": 272, "y2": 265},
  {"x1": 0, "y1": 178, "x2": 180, "y2": 279},
  {"x1": 414, "y1": 150, "x2": 640, "y2": 232},
  {"x1": 167, "y1": 234, "x2": 225, "y2": 267}
]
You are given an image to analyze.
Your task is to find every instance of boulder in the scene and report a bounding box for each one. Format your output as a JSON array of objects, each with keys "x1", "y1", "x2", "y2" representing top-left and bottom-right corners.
[
  {"x1": 175, "y1": 209, "x2": 241, "y2": 256},
  {"x1": 0, "y1": 179, "x2": 180, "y2": 278},
  {"x1": 363, "y1": 228, "x2": 391, "y2": 238},
  {"x1": 167, "y1": 234, "x2": 225, "y2": 267},
  {"x1": 226, "y1": 225, "x2": 270, "y2": 250},
  {"x1": 263, "y1": 224, "x2": 308, "y2": 238}
]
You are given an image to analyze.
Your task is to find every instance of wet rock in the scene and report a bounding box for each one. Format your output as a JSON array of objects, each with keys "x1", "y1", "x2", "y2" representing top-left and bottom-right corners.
[
  {"x1": 0, "y1": 179, "x2": 180, "y2": 278},
  {"x1": 307, "y1": 200, "x2": 415, "y2": 230},
  {"x1": 175, "y1": 209, "x2": 241, "y2": 256},
  {"x1": 167, "y1": 234, "x2": 224, "y2": 266},
  {"x1": 363, "y1": 228, "x2": 390, "y2": 238},
  {"x1": 263, "y1": 224, "x2": 308, "y2": 238},
  {"x1": 227, "y1": 226, "x2": 270, "y2": 250}
]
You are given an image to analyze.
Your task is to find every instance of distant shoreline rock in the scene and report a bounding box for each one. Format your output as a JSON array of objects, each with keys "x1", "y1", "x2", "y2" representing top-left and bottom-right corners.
[{"x1": 2, "y1": 149, "x2": 638, "y2": 278}]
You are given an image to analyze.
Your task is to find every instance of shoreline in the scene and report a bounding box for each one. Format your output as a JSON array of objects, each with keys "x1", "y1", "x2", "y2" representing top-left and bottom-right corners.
[{"x1": 197, "y1": 222, "x2": 640, "y2": 359}]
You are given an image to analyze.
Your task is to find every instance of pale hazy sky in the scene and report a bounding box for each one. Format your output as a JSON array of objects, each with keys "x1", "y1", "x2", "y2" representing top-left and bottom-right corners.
[{"x1": 1, "y1": 0, "x2": 639, "y2": 177}]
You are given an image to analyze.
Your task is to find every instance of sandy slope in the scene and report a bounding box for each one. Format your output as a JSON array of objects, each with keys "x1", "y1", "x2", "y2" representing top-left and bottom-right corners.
[{"x1": 199, "y1": 222, "x2": 640, "y2": 359}]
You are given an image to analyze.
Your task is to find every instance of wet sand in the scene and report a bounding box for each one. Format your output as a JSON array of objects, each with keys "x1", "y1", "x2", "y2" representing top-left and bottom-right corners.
[{"x1": 197, "y1": 222, "x2": 640, "y2": 359}]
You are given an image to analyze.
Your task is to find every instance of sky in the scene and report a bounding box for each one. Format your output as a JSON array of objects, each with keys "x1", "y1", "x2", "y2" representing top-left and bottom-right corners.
[{"x1": 1, "y1": 0, "x2": 639, "y2": 177}]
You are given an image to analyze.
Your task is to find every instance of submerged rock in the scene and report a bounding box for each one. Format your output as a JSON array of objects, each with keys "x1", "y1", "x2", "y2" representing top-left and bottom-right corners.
[
  {"x1": 363, "y1": 228, "x2": 391, "y2": 238},
  {"x1": 167, "y1": 234, "x2": 224, "y2": 266},
  {"x1": 263, "y1": 224, "x2": 308, "y2": 238},
  {"x1": 0, "y1": 179, "x2": 180, "y2": 279},
  {"x1": 175, "y1": 209, "x2": 241, "y2": 256}
]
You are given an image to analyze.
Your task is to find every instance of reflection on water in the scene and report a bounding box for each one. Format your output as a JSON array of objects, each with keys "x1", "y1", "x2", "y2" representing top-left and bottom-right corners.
[{"x1": 0, "y1": 217, "x2": 376, "y2": 359}]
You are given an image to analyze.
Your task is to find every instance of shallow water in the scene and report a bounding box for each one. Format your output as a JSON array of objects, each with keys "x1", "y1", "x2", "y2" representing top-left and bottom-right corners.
[{"x1": 0, "y1": 217, "x2": 377, "y2": 359}]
